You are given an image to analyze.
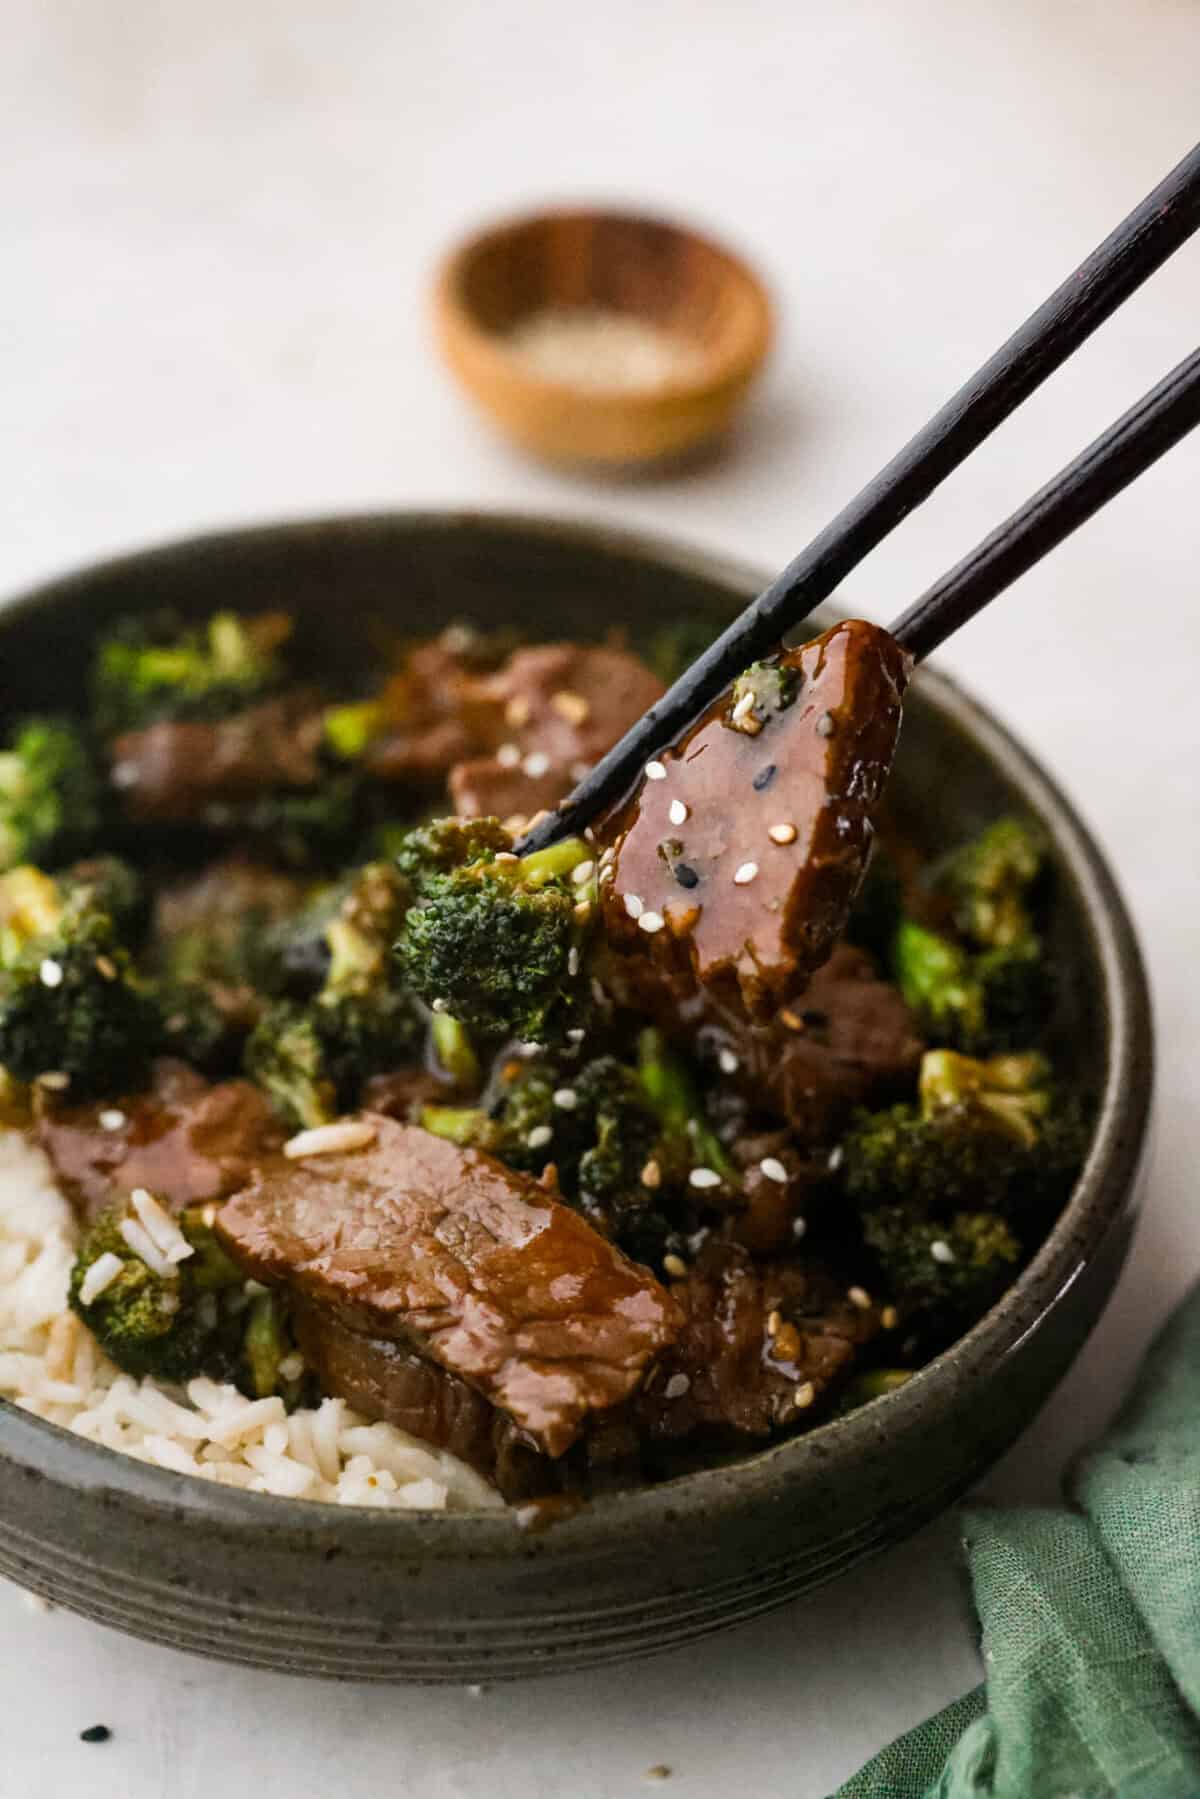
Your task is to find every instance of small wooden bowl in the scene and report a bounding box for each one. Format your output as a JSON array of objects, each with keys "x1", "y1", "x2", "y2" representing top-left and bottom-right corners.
[{"x1": 434, "y1": 207, "x2": 773, "y2": 466}]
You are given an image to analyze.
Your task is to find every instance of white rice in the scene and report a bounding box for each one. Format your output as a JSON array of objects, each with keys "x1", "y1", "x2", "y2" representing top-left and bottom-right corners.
[{"x1": 0, "y1": 1131, "x2": 500, "y2": 1511}]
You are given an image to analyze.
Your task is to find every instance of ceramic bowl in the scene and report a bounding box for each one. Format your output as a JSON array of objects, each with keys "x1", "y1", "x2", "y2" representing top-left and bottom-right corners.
[{"x1": 0, "y1": 513, "x2": 1152, "y2": 1682}]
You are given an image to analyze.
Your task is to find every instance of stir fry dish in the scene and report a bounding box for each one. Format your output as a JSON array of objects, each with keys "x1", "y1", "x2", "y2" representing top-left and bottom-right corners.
[{"x1": 0, "y1": 608, "x2": 1091, "y2": 1501}]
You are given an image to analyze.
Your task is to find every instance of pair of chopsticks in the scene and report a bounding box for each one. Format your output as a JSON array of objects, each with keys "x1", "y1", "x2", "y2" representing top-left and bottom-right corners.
[{"x1": 517, "y1": 141, "x2": 1200, "y2": 857}]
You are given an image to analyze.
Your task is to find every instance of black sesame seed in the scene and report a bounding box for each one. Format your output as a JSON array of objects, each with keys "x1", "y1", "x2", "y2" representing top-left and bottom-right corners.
[
  {"x1": 752, "y1": 764, "x2": 777, "y2": 791},
  {"x1": 674, "y1": 863, "x2": 700, "y2": 889},
  {"x1": 80, "y1": 1726, "x2": 112, "y2": 1744}
]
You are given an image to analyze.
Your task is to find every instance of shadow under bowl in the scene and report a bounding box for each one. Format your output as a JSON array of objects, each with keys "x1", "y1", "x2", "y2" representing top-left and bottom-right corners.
[{"x1": 0, "y1": 512, "x2": 1152, "y2": 1682}]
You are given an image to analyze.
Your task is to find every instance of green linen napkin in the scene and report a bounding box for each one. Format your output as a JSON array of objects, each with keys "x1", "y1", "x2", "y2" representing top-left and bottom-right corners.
[{"x1": 833, "y1": 1283, "x2": 1200, "y2": 1798}]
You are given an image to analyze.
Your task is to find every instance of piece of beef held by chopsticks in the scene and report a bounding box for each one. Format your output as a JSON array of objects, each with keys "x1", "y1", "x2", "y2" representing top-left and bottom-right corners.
[{"x1": 602, "y1": 620, "x2": 909, "y2": 1015}]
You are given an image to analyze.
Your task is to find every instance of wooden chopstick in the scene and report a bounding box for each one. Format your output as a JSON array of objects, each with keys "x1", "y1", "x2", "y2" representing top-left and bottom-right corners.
[
  {"x1": 516, "y1": 141, "x2": 1200, "y2": 855},
  {"x1": 890, "y1": 345, "x2": 1200, "y2": 661}
]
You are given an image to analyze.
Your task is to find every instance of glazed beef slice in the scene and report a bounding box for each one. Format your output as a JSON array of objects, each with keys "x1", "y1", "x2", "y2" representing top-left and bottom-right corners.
[{"x1": 217, "y1": 1117, "x2": 683, "y2": 1458}]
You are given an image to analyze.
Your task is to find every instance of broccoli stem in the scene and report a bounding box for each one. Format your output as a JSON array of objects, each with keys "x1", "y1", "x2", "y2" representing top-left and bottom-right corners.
[
  {"x1": 420, "y1": 1104, "x2": 491, "y2": 1147},
  {"x1": 243, "y1": 1292, "x2": 288, "y2": 1398},
  {"x1": 516, "y1": 838, "x2": 591, "y2": 887},
  {"x1": 430, "y1": 1011, "x2": 480, "y2": 1090},
  {"x1": 636, "y1": 1028, "x2": 737, "y2": 1183}
]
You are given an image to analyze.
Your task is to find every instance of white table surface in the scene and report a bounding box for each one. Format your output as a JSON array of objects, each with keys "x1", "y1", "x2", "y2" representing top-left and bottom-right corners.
[{"x1": 3, "y1": 3, "x2": 1199, "y2": 1792}]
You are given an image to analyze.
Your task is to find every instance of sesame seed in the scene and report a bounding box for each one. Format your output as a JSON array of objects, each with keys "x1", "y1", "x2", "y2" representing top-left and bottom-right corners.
[
  {"x1": 600, "y1": 865, "x2": 615, "y2": 883},
  {"x1": 573, "y1": 900, "x2": 593, "y2": 924},
  {"x1": 688, "y1": 1167, "x2": 722, "y2": 1190},
  {"x1": 732, "y1": 690, "x2": 756, "y2": 723},
  {"x1": 599, "y1": 846, "x2": 615, "y2": 866},
  {"x1": 553, "y1": 1088, "x2": 579, "y2": 1110},
  {"x1": 505, "y1": 696, "x2": 531, "y2": 728},
  {"x1": 39, "y1": 959, "x2": 63, "y2": 989},
  {"x1": 792, "y1": 1216, "x2": 808, "y2": 1240},
  {"x1": 760, "y1": 1156, "x2": 789, "y2": 1184},
  {"x1": 881, "y1": 1305, "x2": 899, "y2": 1330},
  {"x1": 930, "y1": 1239, "x2": 956, "y2": 1265},
  {"x1": 718, "y1": 1048, "x2": 739, "y2": 1074},
  {"x1": 793, "y1": 1381, "x2": 816, "y2": 1410},
  {"x1": 668, "y1": 799, "x2": 689, "y2": 826},
  {"x1": 566, "y1": 1026, "x2": 585, "y2": 1042},
  {"x1": 674, "y1": 862, "x2": 699, "y2": 890},
  {"x1": 640, "y1": 1159, "x2": 662, "y2": 1189},
  {"x1": 110, "y1": 760, "x2": 139, "y2": 789},
  {"x1": 98, "y1": 1109, "x2": 126, "y2": 1133},
  {"x1": 527, "y1": 1124, "x2": 554, "y2": 1149},
  {"x1": 768, "y1": 823, "x2": 797, "y2": 845},
  {"x1": 571, "y1": 860, "x2": 595, "y2": 884},
  {"x1": 571, "y1": 760, "x2": 592, "y2": 782},
  {"x1": 662, "y1": 1253, "x2": 688, "y2": 1278},
  {"x1": 733, "y1": 862, "x2": 759, "y2": 885},
  {"x1": 37, "y1": 1071, "x2": 70, "y2": 1091},
  {"x1": 551, "y1": 689, "x2": 590, "y2": 726},
  {"x1": 523, "y1": 751, "x2": 551, "y2": 778},
  {"x1": 278, "y1": 1352, "x2": 305, "y2": 1382},
  {"x1": 637, "y1": 910, "x2": 665, "y2": 934},
  {"x1": 752, "y1": 764, "x2": 777, "y2": 791},
  {"x1": 201, "y1": 1204, "x2": 218, "y2": 1228},
  {"x1": 664, "y1": 1373, "x2": 691, "y2": 1400},
  {"x1": 567, "y1": 946, "x2": 580, "y2": 975},
  {"x1": 624, "y1": 892, "x2": 644, "y2": 919},
  {"x1": 496, "y1": 743, "x2": 521, "y2": 769},
  {"x1": 645, "y1": 760, "x2": 667, "y2": 781},
  {"x1": 847, "y1": 1285, "x2": 873, "y2": 1310},
  {"x1": 502, "y1": 814, "x2": 529, "y2": 834},
  {"x1": 816, "y1": 711, "x2": 836, "y2": 738},
  {"x1": 827, "y1": 1145, "x2": 844, "y2": 1171},
  {"x1": 493, "y1": 850, "x2": 519, "y2": 863},
  {"x1": 431, "y1": 997, "x2": 449, "y2": 1013},
  {"x1": 94, "y1": 955, "x2": 118, "y2": 980},
  {"x1": 766, "y1": 1310, "x2": 782, "y2": 1338}
]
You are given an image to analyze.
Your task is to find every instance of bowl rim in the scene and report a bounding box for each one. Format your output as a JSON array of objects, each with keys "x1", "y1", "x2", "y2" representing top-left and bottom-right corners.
[
  {"x1": 0, "y1": 507, "x2": 1153, "y2": 1559},
  {"x1": 434, "y1": 203, "x2": 775, "y2": 404}
]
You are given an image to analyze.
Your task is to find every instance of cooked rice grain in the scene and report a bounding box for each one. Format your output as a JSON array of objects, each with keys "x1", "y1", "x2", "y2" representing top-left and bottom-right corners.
[{"x1": 0, "y1": 1131, "x2": 500, "y2": 1511}]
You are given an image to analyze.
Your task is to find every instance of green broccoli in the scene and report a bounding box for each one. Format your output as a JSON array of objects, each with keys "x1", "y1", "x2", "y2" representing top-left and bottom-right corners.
[
  {"x1": 69, "y1": 1198, "x2": 296, "y2": 1395},
  {"x1": 636, "y1": 1028, "x2": 738, "y2": 1188},
  {"x1": 226, "y1": 771, "x2": 363, "y2": 872},
  {"x1": 729, "y1": 660, "x2": 798, "y2": 733},
  {"x1": 392, "y1": 815, "x2": 514, "y2": 892},
  {"x1": 92, "y1": 610, "x2": 291, "y2": 736},
  {"x1": 62, "y1": 856, "x2": 146, "y2": 943},
  {"x1": 395, "y1": 828, "x2": 595, "y2": 1043},
  {"x1": 244, "y1": 862, "x2": 421, "y2": 1127},
  {"x1": 0, "y1": 719, "x2": 103, "y2": 873},
  {"x1": 644, "y1": 616, "x2": 722, "y2": 686},
  {"x1": 894, "y1": 817, "x2": 1051, "y2": 1051},
  {"x1": 0, "y1": 864, "x2": 160, "y2": 1097},
  {"x1": 862, "y1": 1206, "x2": 1020, "y2": 1326}
]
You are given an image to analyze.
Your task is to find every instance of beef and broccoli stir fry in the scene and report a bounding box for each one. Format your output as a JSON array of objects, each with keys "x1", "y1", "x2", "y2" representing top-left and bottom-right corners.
[{"x1": 0, "y1": 606, "x2": 1091, "y2": 1500}]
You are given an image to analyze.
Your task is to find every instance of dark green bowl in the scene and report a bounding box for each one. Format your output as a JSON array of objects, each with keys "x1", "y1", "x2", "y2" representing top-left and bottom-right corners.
[{"x1": 0, "y1": 513, "x2": 1152, "y2": 1681}]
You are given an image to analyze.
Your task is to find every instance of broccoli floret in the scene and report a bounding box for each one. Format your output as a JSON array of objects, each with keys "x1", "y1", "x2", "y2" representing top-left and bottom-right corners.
[
  {"x1": 69, "y1": 1198, "x2": 296, "y2": 1394},
  {"x1": 728, "y1": 660, "x2": 797, "y2": 734},
  {"x1": 0, "y1": 865, "x2": 160, "y2": 1097},
  {"x1": 930, "y1": 816, "x2": 1046, "y2": 950},
  {"x1": 395, "y1": 832, "x2": 594, "y2": 1043},
  {"x1": 244, "y1": 862, "x2": 421, "y2": 1127},
  {"x1": 842, "y1": 1047, "x2": 1089, "y2": 1332},
  {"x1": 862, "y1": 1206, "x2": 1020, "y2": 1325},
  {"x1": 228, "y1": 770, "x2": 363, "y2": 872},
  {"x1": 0, "y1": 719, "x2": 103, "y2": 873},
  {"x1": 322, "y1": 699, "x2": 389, "y2": 762},
  {"x1": 636, "y1": 1028, "x2": 738, "y2": 1188},
  {"x1": 62, "y1": 856, "x2": 146, "y2": 943},
  {"x1": 92, "y1": 610, "x2": 291, "y2": 736},
  {"x1": 392, "y1": 816, "x2": 514, "y2": 893}
]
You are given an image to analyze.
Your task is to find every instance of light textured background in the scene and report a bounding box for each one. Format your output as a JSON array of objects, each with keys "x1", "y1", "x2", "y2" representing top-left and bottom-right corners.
[{"x1": 2, "y1": 3, "x2": 1198, "y2": 1793}]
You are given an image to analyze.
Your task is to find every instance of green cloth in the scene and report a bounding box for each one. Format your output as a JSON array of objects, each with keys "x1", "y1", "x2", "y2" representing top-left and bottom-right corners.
[{"x1": 833, "y1": 1283, "x2": 1200, "y2": 1798}]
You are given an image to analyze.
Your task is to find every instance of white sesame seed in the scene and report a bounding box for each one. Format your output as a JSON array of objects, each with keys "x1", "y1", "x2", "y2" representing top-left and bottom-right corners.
[
  {"x1": 768, "y1": 823, "x2": 798, "y2": 845},
  {"x1": 600, "y1": 865, "x2": 615, "y2": 883},
  {"x1": 766, "y1": 1309, "x2": 782, "y2": 1338},
  {"x1": 278, "y1": 1352, "x2": 305, "y2": 1382},
  {"x1": 573, "y1": 900, "x2": 593, "y2": 924},
  {"x1": 523, "y1": 751, "x2": 551, "y2": 778},
  {"x1": 792, "y1": 1216, "x2": 808, "y2": 1240},
  {"x1": 718, "y1": 1048, "x2": 740, "y2": 1075},
  {"x1": 36, "y1": 1071, "x2": 70, "y2": 1092},
  {"x1": 881, "y1": 1305, "x2": 899, "y2": 1330},
  {"x1": 847, "y1": 1285, "x2": 873, "y2": 1310},
  {"x1": 733, "y1": 862, "x2": 759, "y2": 885},
  {"x1": 571, "y1": 761, "x2": 592, "y2": 782},
  {"x1": 599, "y1": 846, "x2": 615, "y2": 866},
  {"x1": 431, "y1": 997, "x2": 449, "y2": 1013},
  {"x1": 664, "y1": 1373, "x2": 691, "y2": 1400},
  {"x1": 505, "y1": 696, "x2": 531, "y2": 728},
  {"x1": 493, "y1": 850, "x2": 519, "y2": 864},
  {"x1": 571, "y1": 860, "x2": 595, "y2": 885},
  {"x1": 98, "y1": 1109, "x2": 126, "y2": 1133},
  {"x1": 566, "y1": 1027, "x2": 585, "y2": 1043},
  {"x1": 78, "y1": 1251, "x2": 125, "y2": 1307},
  {"x1": 645, "y1": 760, "x2": 667, "y2": 781},
  {"x1": 110, "y1": 760, "x2": 139, "y2": 789},
  {"x1": 567, "y1": 946, "x2": 580, "y2": 975},
  {"x1": 732, "y1": 690, "x2": 756, "y2": 723},
  {"x1": 668, "y1": 799, "x2": 689, "y2": 826},
  {"x1": 688, "y1": 1167, "x2": 722, "y2": 1190},
  {"x1": 827, "y1": 1145, "x2": 844, "y2": 1171},
  {"x1": 930, "y1": 1239, "x2": 957, "y2": 1265},
  {"x1": 623, "y1": 892, "x2": 644, "y2": 919},
  {"x1": 527, "y1": 1124, "x2": 554, "y2": 1149},
  {"x1": 551, "y1": 690, "x2": 591, "y2": 727},
  {"x1": 553, "y1": 1088, "x2": 579, "y2": 1111},
  {"x1": 94, "y1": 955, "x2": 118, "y2": 981},
  {"x1": 284, "y1": 1119, "x2": 379, "y2": 1159},
  {"x1": 38, "y1": 958, "x2": 63, "y2": 989},
  {"x1": 637, "y1": 910, "x2": 665, "y2": 934},
  {"x1": 201, "y1": 1204, "x2": 218, "y2": 1228},
  {"x1": 794, "y1": 1381, "x2": 816, "y2": 1409},
  {"x1": 662, "y1": 1253, "x2": 688, "y2": 1278},
  {"x1": 496, "y1": 743, "x2": 521, "y2": 769},
  {"x1": 640, "y1": 1159, "x2": 662, "y2": 1189},
  {"x1": 760, "y1": 1156, "x2": 789, "y2": 1184}
]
